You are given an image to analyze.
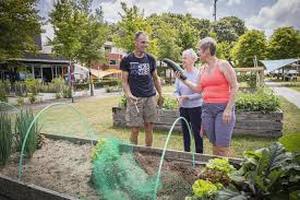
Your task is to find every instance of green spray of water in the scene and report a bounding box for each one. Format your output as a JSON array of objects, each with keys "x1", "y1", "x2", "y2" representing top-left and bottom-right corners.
[{"x1": 153, "y1": 116, "x2": 195, "y2": 199}]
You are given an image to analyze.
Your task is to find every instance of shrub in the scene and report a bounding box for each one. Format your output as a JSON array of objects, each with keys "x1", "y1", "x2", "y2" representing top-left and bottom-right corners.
[
  {"x1": 0, "y1": 112, "x2": 13, "y2": 165},
  {"x1": 217, "y1": 142, "x2": 300, "y2": 199},
  {"x1": 119, "y1": 94, "x2": 127, "y2": 107},
  {"x1": 237, "y1": 73, "x2": 257, "y2": 89},
  {"x1": 16, "y1": 96, "x2": 25, "y2": 107},
  {"x1": 15, "y1": 109, "x2": 39, "y2": 158},
  {"x1": 236, "y1": 88, "x2": 280, "y2": 112},
  {"x1": 28, "y1": 93, "x2": 37, "y2": 104},
  {"x1": 14, "y1": 81, "x2": 27, "y2": 96},
  {"x1": 62, "y1": 86, "x2": 72, "y2": 98},
  {"x1": 25, "y1": 78, "x2": 39, "y2": 95},
  {"x1": 279, "y1": 133, "x2": 300, "y2": 153},
  {"x1": 162, "y1": 97, "x2": 177, "y2": 110},
  {"x1": 105, "y1": 86, "x2": 122, "y2": 93},
  {"x1": 0, "y1": 82, "x2": 8, "y2": 102}
]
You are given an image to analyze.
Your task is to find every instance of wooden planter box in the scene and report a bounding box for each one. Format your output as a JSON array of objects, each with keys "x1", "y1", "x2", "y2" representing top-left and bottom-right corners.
[
  {"x1": 112, "y1": 107, "x2": 283, "y2": 137},
  {"x1": 0, "y1": 134, "x2": 242, "y2": 200}
]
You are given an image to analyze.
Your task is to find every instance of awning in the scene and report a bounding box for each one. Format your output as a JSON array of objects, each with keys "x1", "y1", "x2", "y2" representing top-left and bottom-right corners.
[
  {"x1": 90, "y1": 68, "x2": 122, "y2": 78},
  {"x1": 259, "y1": 58, "x2": 300, "y2": 73}
]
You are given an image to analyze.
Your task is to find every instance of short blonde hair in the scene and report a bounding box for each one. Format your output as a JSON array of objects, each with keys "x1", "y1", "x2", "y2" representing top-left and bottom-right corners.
[
  {"x1": 199, "y1": 37, "x2": 217, "y2": 56},
  {"x1": 182, "y1": 48, "x2": 198, "y2": 61}
]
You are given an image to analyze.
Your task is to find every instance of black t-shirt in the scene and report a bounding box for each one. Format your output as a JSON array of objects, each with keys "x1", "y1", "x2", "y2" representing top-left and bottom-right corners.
[{"x1": 120, "y1": 53, "x2": 156, "y2": 97}]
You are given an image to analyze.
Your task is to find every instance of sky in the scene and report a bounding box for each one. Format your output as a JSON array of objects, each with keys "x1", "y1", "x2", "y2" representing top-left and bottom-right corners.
[{"x1": 38, "y1": 0, "x2": 300, "y2": 45}]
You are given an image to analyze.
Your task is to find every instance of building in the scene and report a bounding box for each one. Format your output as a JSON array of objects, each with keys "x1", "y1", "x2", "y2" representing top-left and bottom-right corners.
[{"x1": 0, "y1": 35, "x2": 71, "y2": 82}]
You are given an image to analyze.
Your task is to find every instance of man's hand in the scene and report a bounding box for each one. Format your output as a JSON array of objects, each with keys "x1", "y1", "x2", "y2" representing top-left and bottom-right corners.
[
  {"x1": 126, "y1": 93, "x2": 138, "y2": 103},
  {"x1": 157, "y1": 95, "x2": 164, "y2": 108}
]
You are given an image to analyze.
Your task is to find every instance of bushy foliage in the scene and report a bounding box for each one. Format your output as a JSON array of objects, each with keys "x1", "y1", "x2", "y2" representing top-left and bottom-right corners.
[
  {"x1": 15, "y1": 109, "x2": 39, "y2": 158},
  {"x1": 231, "y1": 30, "x2": 267, "y2": 67},
  {"x1": 0, "y1": 113, "x2": 13, "y2": 165},
  {"x1": 236, "y1": 88, "x2": 280, "y2": 112}
]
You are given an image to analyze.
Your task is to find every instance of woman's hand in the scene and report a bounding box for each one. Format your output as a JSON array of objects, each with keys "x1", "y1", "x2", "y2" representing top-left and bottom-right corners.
[
  {"x1": 174, "y1": 71, "x2": 183, "y2": 80},
  {"x1": 223, "y1": 107, "x2": 232, "y2": 124},
  {"x1": 177, "y1": 95, "x2": 188, "y2": 106}
]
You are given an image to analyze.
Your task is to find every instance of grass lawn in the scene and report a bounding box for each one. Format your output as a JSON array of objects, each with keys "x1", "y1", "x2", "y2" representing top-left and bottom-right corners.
[
  {"x1": 27, "y1": 84, "x2": 300, "y2": 158},
  {"x1": 290, "y1": 87, "x2": 300, "y2": 92}
]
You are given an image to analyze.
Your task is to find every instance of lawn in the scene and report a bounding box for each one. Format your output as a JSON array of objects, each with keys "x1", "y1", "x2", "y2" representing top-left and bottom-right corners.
[
  {"x1": 29, "y1": 89, "x2": 299, "y2": 158},
  {"x1": 290, "y1": 87, "x2": 300, "y2": 92}
]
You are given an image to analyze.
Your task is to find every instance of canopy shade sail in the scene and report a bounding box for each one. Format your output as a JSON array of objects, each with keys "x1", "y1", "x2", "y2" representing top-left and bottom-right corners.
[{"x1": 260, "y1": 58, "x2": 300, "y2": 73}]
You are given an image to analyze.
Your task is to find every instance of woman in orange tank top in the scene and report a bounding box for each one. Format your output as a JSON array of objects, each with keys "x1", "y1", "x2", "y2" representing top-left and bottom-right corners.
[{"x1": 175, "y1": 37, "x2": 239, "y2": 157}]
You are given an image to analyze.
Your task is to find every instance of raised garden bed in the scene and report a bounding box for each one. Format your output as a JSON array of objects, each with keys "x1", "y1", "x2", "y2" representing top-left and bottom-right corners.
[
  {"x1": 112, "y1": 107, "x2": 283, "y2": 137},
  {"x1": 0, "y1": 134, "x2": 242, "y2": 200}
]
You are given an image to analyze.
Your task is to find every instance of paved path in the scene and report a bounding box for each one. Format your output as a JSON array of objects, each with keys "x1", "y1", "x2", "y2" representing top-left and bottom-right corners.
[{"x1": 266, "y1": 82, "x2": 300, "y2": 108}]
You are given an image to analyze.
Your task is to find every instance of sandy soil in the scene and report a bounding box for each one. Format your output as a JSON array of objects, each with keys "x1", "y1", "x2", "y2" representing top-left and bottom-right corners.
[{"x1": 0, "y1": 138, "x2": 200, "y2": 200}]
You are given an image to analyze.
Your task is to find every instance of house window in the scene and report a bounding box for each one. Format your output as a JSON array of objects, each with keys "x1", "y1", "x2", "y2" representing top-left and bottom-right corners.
[{"x1": 109, "y1": 60, "x2": 117, "y2": 65}]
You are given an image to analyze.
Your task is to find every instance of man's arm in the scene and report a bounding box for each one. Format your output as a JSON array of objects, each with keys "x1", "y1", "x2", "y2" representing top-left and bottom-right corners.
[
  {"x1": 122, "y1": 71, "x2": 137, "y2": 101},
  {"x1": 152, "y1": 69, "x2": 162, "y2": 96}
]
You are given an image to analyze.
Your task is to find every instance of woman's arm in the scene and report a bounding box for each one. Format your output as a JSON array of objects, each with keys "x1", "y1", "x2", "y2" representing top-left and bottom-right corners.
[
  {"x1": 219, "y1": 61, "x2": 239, "y2": 123},
  {"x1": 174, "y1": 71, "x2": 202, "y2": 93}
]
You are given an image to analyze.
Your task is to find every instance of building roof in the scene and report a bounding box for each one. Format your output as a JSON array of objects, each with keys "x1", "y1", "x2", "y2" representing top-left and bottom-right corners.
[
  {"x1": 7, "y1": 53, "x2": 70, "y2": 64},
  {"x1": 259, "y1": 58, "x2": 300, "y2": 73}
]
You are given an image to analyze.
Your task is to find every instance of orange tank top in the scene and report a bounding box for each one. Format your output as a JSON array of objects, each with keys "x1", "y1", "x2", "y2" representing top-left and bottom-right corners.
[{"x1": 199, "y1": 61, "x2": 230, "y2": 103}]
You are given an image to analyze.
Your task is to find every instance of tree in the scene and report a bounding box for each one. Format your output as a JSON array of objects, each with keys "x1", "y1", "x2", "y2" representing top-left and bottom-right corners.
[
  {"x1": 267, "y1": 26, "x2": 300, "y2": 59},
  {"x1": 113, "y1": 2, "x2": 157, "y2": 56},
  {"x1": 178, "y1": 21, "x2": 198, "y2": 50},
  {"x1": 49, "y1": 0, "x2": 85, "y2": 61},
  {"x1": 221, "y1": 16, "x2": 246, "y2": 36},
  {"x1": 0, "y1": 0, "x2": 41, "y2": 61},
  {"x1": 231, "y1": 30, "x2": 267, "y2": 67},
  {"x1": 49, "y1": 0, "x2": 108, "y2": 96},
  {"x1": 217, "y1": 41, "x2": 234, "y2": 61},
  {"x1": 212, "y1": 16, "x2": 246, "y2": 43},
  {"x1": 77, "y1": 2, "x2": 108, "y2": 96}
]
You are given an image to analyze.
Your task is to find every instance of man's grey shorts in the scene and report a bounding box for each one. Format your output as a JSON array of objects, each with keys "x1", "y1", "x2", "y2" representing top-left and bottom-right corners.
[
  {"x1": 126, "y1": 95, "x2": 158, "y2": 127},
  {"x1": 201, "y1": 103, "x2": 236, "y2": 147}
]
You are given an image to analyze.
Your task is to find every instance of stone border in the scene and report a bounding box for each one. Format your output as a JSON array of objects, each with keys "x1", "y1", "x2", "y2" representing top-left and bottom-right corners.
[{"x1": 112, "y1": 107, "x2": 283, "y2": 137}]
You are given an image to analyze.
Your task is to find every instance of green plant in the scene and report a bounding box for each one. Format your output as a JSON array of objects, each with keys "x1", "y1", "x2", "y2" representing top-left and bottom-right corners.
[
  {"x1": 15, "y1": 109, "x2": 40, "y2": 158},
  {"x1": 62, "y1": 86, "x2": 72, "y2": 98},
  {"x1": 217, "y1": 142, "x2": 300, "y2": 199},
  {"x1": 192, "y1": 179, "x2": 222, "y2": 199},
  {"x1": 162, "y1": 97, "x2": 178, "y2": 110},
  {"x1": 198, "y1": 158, "x2": 236, "y2": 188},
  {"x1": 119, "y1": 94, "x2": 127, "y2": 107},
  {"x1": 206, "y1": 158, "x2": 236, "y2": 174},
  {"x1": 55, "y1": 92, "x2": 61, "y2": 99},
  {"x1": 0, "y1": 112, "x2": 13, "y2": 165},
  {"x1": 279, "y1": 133, "x2": 300, "y2": 153},
  {"x1": 25, "y1": 78, "x2": 39, "y2": 95},
  {"x1": 236, "y1": 88, "x2": 280, "y2": 112},
  {"x1": 237, "y1": 73, "x2": 257, "y2": 89},
  {"x1": 105, "y1": 86, "x2": 122, "y2": 93},
  {"x1": 91, "y1": 138, "x2": 107, "y2": 161},
  {"x1": 28, "y1": 93, "x2": 37, "y2": 104},
  {"x1": 14, "y1": 81, "x2": 27, "y2": 96},
  {"x1": 16, "y1": 96, "x2": 25, "y2": 106},
  {"x1": 0, "y1": 82, "x2": 8, "y2": 102}
]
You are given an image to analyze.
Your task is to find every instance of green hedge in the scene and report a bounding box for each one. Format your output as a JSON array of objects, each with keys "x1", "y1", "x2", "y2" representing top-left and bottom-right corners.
[
  {"x1": 118, "y1": 88, "x2": 280, "y2": 113},
  {"x1": 236, "y1": 88, "x2": 280, "y2": 112},
  {"x1": 74, "y1": 79, "x2": 121, "y2": 90}
]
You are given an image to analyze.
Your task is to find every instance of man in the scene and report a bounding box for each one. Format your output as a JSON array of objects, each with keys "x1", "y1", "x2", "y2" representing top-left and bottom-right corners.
[{"x1": 120, "y1": 31, "x2": 163, "y2": 146}]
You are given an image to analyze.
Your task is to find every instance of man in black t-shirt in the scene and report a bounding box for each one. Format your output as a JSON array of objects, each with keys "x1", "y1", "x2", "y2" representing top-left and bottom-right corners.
[{"x1": 120, "y1": 31, "x2": 163, "y2": 146}]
